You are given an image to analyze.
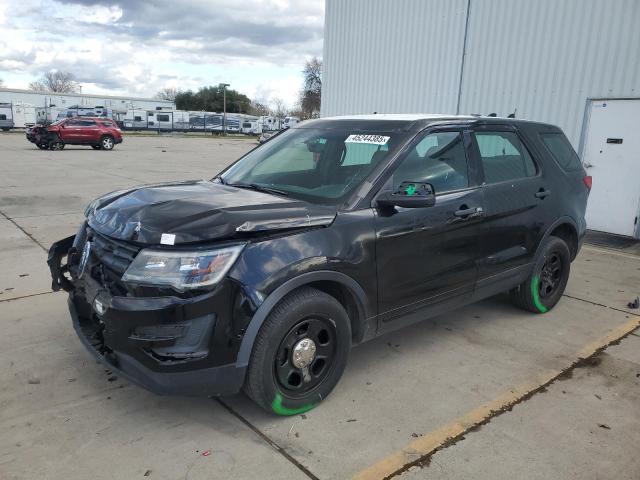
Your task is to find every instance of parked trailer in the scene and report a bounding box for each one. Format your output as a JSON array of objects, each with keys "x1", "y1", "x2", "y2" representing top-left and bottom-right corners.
[
  {"x1": 189, "y1": 112, "x2": 223, "y2": 131},
  {"x1": 12, "y1": 103, "x2": 36, "y2": 128},
  {"x1": 0, "y1": 103, "x2": 14, "y2": 130},
  {"x1": 241, "y1": 120, "x2": 263, "y2": 135},
  {"x1": 147, "y1": 111, "x2": 174, "y2": 131},
  {"x1": 224, "y1": 116, "x2": 241, "y2": 133},
  {"x1": 123, "y1": 109, "x2": 148, "y2": 130},
  {"x1": 258, "y1": 115, "x2": 281, "y2": 131},
  {"x1": 172, "y1": 111, "x2": 190, "y2": 131},
  {"x1": 282, "y1": 116, "x2": 300, "y2": 129},
  {"x1": 121, "y1": 109, "x2": 273, "y2": 134}
]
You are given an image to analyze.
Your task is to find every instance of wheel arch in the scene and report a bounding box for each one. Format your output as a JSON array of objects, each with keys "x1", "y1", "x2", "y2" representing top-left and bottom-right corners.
[
  {"x1": 537, "y1": 217, "x2": 580, "y2": 261},
  {"x1": 236, "y1": 271, "x2": 372, "y2": 368}
]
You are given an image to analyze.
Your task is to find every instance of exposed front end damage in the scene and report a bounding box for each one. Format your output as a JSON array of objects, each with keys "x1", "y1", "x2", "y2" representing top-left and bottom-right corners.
[{"x1": 47, "y1": 225, "x2": 251, "y2": 396}]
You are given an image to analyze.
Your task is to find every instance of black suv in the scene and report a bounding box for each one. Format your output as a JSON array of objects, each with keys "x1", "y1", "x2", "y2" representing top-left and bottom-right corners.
[{"x1": 48, "y1": 115, "x2": 590, "y2": 415}]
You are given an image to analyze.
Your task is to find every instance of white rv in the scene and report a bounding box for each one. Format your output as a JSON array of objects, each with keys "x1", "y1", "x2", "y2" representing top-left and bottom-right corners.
[
  {"x1": 123, "y1": 109, "x2": 149, "y2": 130},
  {"x1": 0, "y1": 103, "x2": 14, "y2": 130},
  {"x1": 241, "y1": 120, "x2": 263, "y2": 135},
  {"x1": 172, "y1": 111, "x2": 190, "y2": 131},
  {"x1": 282, "y1": 116, "x2": 300, "y2": 129},
  {"x1": 147, "y1": 111, "x2": 174, "y2": 130},
  {"x1": 258, "y1": 116, "x2": 281, "y2": 131},
  {"x1": 224, "y1": 116, "x2": 241, "y2": 133},
  {"x1": 11, "y1": 103, "x2": 36, "y2": 128}
]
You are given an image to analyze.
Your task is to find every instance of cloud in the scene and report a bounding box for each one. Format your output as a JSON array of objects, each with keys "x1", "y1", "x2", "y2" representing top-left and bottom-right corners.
[{"x1": 0, "y1": 0, "x2": 323, "y2": 106}]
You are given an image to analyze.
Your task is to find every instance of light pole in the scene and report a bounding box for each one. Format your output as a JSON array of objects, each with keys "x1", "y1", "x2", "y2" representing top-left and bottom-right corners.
[{"x1": 219, "y1": 83, "x2": 230, "y2": 135}]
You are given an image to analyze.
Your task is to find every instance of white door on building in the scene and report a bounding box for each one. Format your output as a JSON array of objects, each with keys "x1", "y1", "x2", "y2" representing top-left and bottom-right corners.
[{"x1": 583, "y1": 99, "x2": 640, "y2": 238}]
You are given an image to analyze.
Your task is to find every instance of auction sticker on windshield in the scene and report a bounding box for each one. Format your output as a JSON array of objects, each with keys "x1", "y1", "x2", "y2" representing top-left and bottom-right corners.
[{"x1": 345, "y1": 134, "x2": 390, "y2": 145}]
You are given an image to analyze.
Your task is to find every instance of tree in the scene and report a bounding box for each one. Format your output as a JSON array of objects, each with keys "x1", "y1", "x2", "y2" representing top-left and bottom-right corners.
[
  {"x1": 299, "y1": 57, "x2": 322, "y2": 117},
  {"x1": 155, "y1": 87, "x2": 179, "y2": 102},
  {"x1": 270, "y1": 97, "x2": 287, "y2": 118},
  {"x1": 29, "y1": 70, "x2": 79, "y2": 93},
  {"x1": 174, "y1": 86, "x2": 252, "y2": 113},
  {"x1": 249, "y1": 98, "x2": 270, "y2": 116}
]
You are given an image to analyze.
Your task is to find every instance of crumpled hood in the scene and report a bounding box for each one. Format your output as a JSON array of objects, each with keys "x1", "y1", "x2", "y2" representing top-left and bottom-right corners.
[{"x1": 86, "y1": 180, "x2": 337, "y2": 245}]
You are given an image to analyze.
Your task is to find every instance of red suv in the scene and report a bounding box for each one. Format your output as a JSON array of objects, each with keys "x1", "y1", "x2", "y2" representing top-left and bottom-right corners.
[{"x1": 27, "y1": 117, "x2": 123, "y2": 151}]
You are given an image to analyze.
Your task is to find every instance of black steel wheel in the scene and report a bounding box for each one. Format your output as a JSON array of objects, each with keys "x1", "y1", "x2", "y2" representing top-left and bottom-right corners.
[
  {"x1": 274, "y1": 316, "x2": 337, "y2": 397},
  {"x1": 538, "y1": 252, "x2": 563, "y2": 298},
  {"x1": 510, "y1": 235, "x2": 571, "y2": 313},
  {"x1": 244, "y1": 287, "x2": 351, "y2": 415}
]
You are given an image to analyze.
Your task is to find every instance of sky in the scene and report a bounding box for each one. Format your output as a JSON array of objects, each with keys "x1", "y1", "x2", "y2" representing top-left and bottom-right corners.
[{"x1": 0, "y1": 0, "x2": 324, "y2": 108}]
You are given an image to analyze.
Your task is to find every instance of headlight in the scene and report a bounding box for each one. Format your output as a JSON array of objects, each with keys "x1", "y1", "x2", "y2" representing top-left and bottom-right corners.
[{"x1": 122, "y1": 244, "x2": 244, "y2": 291}]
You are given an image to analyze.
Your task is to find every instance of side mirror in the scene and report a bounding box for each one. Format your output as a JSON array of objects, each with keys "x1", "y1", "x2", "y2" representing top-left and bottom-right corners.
[{"x1": 376, "y1": 181, "x2": 436, "y2": 208}]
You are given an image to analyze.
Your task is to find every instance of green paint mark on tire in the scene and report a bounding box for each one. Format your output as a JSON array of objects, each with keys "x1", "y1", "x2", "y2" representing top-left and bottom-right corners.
[
  {"x1": 531, "y1": 275, "x2": 548, "y2": 313},
  {"x1": 271, "y1": 392, "x2": 316, "y2": 416}
]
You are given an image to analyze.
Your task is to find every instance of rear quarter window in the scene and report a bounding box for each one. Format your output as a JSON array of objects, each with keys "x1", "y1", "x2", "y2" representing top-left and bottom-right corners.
[{"x1": 539, "y1": 133, "x2": 582, "y2": 171}]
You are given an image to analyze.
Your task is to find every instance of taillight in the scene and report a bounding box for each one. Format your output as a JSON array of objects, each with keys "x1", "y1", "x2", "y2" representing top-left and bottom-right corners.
[{"x1": 583, "y1": 176, "x2": 592, "y2": 191}]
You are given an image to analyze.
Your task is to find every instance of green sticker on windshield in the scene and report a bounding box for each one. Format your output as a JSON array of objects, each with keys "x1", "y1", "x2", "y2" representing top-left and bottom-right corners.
[{"x1": 405, "y1": 184, "x2": 416, "y2": 196}]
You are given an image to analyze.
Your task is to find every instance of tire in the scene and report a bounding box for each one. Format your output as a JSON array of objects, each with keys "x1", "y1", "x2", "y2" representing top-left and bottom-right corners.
[
  {"x1": 510, "y1": 236, "x2": 571, "y2": 313},
  {"x1": 2, "y1": 128, "x2": 9, "y2": 132},
  {"x1": 100, "y1": 135, "x2": 114, "y2": 150},
  {"x1": 49, "y1": 138, "x2": 65, "y2": 151},
  {"x1": 244, "y1": 287, "x2": 351, "y2": 415},
  {"x1": 91, "y1": 145, "x2": 101, "y2": 150}
]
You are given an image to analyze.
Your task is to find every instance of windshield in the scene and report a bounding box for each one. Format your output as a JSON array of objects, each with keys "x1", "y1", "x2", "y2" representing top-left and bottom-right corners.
[{"x1": 220, "y1": 127, "x2": 407, "y2": 204}]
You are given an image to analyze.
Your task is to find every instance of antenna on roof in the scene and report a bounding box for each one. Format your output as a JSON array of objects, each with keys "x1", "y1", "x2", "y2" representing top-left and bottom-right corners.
[
  {"x1": 488, "y1": 112, "x2": 497, "y2": 117},
  {"x1": 507, "y1": 108, "x2": 517, "y2": 119}
]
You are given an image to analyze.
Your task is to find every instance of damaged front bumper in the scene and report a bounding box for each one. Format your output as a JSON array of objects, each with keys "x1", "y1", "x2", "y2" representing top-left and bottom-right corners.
[{"x1": 48, "y1": 234, "x2": 246, "y2": 396}]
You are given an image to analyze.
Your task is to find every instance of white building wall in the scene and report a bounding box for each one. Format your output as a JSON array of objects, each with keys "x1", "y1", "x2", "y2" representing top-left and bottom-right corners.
[
  {"x1": 459, "y1": 0, "x2": 640, "y2": 148},
  {"x1": 0, "y1": 88, "x2": 174, "y2": 113},
  {"x1": 322, "y1": 0, "x2": 469, "y2": 117},
  {"x1": 322, "y1": 0, "x2": 640, "y2": 150}
]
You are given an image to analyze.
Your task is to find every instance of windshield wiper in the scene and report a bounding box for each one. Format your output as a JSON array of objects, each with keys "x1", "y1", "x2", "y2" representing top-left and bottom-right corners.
[{"x1": 227, "y1": 182, "x2": 289, "y2": 197}]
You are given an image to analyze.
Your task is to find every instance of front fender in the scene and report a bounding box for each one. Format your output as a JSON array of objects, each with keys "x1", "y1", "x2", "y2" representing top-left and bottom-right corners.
[{"x1": 235, "y1": 270, "x2": 371, "y2": 368}]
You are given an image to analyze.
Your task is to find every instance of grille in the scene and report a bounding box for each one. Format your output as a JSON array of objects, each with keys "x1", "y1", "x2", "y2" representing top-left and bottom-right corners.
[{"x1": 85, "y1": 227, "x2": 140, "y2": 295}]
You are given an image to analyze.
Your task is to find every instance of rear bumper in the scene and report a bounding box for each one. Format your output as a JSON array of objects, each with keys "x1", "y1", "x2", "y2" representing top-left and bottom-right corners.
[{"x1": 49, "y1": 235, "x2": 246, "y2": 396}]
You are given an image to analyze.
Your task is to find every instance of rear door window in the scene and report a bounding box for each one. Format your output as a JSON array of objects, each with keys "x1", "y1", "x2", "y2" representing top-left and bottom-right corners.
[
  {"x1": 539, "y1": 132, "x2": 582, "y2": 171},
  {"x1": 475, "y1": 131, "x2": 537, "y2": 183}
]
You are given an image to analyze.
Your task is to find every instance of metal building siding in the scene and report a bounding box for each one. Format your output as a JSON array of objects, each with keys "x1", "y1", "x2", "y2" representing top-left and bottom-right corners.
[
  {"x1": 322, "y1": 0, "x2": 469, "y2": 117},
  {"x1": 458, "y1": 0, "x2": 640, "y2": 147},
  {"x1": 322, "y1": 0, "x2": 640, "y2": 150}
]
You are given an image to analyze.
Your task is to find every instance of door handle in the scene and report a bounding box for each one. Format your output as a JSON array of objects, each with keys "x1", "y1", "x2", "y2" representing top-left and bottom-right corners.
[
  {"x1": 453, "y1": 206, "x2": 484, "y2": 218},
  {"x1": 535, "y1": 189, "x2": 551, "y2": 199}
]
